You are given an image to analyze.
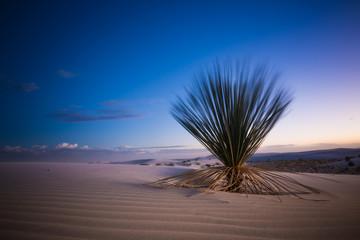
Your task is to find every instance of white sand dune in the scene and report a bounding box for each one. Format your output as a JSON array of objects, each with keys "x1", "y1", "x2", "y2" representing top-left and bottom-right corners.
[{"x1": 0, "y1": 162, "x2": 360, "y2": 240}]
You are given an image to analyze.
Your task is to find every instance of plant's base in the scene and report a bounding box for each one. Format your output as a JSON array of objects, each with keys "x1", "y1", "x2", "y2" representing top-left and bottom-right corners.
[{"x1": 148, "y1": 166, "x2": 322, "y2": 199}]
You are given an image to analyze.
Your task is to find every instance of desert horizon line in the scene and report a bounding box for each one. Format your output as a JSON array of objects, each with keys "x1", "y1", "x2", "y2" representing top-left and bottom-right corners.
[{"x1": 1, "y1": 141, "x2": 359, "y2": 158}]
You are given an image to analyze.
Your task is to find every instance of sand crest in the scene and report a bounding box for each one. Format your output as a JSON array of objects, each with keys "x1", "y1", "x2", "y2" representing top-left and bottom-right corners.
[{"x1": 0, "y1": 162, "x2": 359, "y2": 240}]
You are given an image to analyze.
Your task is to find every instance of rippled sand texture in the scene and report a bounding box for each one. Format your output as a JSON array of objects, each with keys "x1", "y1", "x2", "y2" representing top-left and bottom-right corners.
[{"x1": 0, "y1": 163, "x2": 359, "y2": 240}]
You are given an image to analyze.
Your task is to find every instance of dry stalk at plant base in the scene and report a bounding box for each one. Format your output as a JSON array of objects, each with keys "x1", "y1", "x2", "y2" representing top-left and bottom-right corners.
[
  {"x1": 149, "y1": 166, "x2": 321, "y2": 200},
  {"x1": 149, "y1": 60, "x2": 321, "y2": 198}
]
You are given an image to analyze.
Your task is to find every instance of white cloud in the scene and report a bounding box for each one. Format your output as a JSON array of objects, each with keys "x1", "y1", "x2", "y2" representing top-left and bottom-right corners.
[
  {"x1": 1, "y1": 75, "x2": 39, "y2": 92},
  {"x1": 56, "y1": 142, "x2": 78, "y2": 149},
  {"x1": 31, "y1": 145, "x2": 47, "y2": 149},
  {"x1": 100, "y1": 100, "x2": 129, "y2": 107},
  {"x1": 122, "y1": 145, "x2": 134, "y2": 149},
  {"x1": 21, "y1": 82, "x2": 39, "y2": 92},
  {"x1": 70, "y1": 105, "x2": 83, "y2": 108},
  {"x1": 3, "y1": 146, "x2": 23, "y2": 152},
  {"x1": 57, "y1": 70, "x2": 75, "y2": 78}
]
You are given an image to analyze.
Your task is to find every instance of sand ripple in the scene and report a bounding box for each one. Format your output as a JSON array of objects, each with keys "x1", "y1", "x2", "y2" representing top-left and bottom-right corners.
[{"x1": 0, "y1": 163, "x2": 359, "y2": 239}]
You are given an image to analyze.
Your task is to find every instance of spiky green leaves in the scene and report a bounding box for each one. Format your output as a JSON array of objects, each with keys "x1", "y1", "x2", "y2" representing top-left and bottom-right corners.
[
  {"x1": 150, "y1": 61, "x2": 321, "y2": 198},
  {"x1": 171, "y1": 62, "x2": 292, "y2": 167}
]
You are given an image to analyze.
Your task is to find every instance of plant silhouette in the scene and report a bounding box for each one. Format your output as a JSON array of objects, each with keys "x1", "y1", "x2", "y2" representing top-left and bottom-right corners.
[{"x1": 150, "y1": 60, "x2": 320, "y2": 198}]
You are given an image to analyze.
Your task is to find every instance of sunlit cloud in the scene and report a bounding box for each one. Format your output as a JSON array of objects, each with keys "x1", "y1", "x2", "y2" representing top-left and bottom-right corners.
[
  {"x1": 2, "y1": 145, "x2": 42, "y2": 154},
  {"x1": 97, "y1": 109, "x2": 135, "y2": 115},
  {"x1": 1, "y1": 75, "x2": 39, "y2": 92},
  {"x1": 100, "y1": 98, "x2": 166, "y2": 107},
  {"x1": 21, "y1": 82, "x2": 39, "y2": 92},
  {"x1": 3, "y1": 146, "x2": 24, "y2": 152},
  {"x1": 29, "y1": 145, "x2": 47, "y2": 153},
  {"x1": 31, "y1": 145, "x2": 47, "y2": 149},
  {"x1": 0, "y1": 143, "x2": 154, "y2": 162},
  {"x1": 70, "y1": 105, "x2": 84, "y2": 108},
  {"x1": 1, "y1": 143, "x2": 117, "y2": 154},
  {"x1": 57, "y1": 70, "x2": 75, "y2": 78},
  {"x1": 118, "y1": 145, "x2": 135, "y2": 149},
  {"x1": 50, "y1": 99, "x2": 148, "y2": 122},
  {"x1": 100, "y1": 100, "x2": 129, "y2": 107},
  {"x1": 115, "y1": 145, "x2": 209, "y2": 159},
  {"x1": 116, "y1": 145, "x2": 188, "y2": 151},
  {"x1": 145, "y1": 145, "x2": 185, "y2": 149},
  {"x1": 139, "y1": 98, "x2": 166, "y2": 105},
  {"x1": 56, "y1": 142, "x2": 78, "y2": 149},
  {"x1": 48, "y1": 108, "x2": 144, "y2": 122},
  {"x1": 155, "y1": 148, "x2": 209, "y2": 155}
]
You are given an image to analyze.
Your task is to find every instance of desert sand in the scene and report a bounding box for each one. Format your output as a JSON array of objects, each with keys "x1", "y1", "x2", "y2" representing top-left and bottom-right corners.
[{"x1": 0, "y1": 162, "x2": 360, "y2": 240}]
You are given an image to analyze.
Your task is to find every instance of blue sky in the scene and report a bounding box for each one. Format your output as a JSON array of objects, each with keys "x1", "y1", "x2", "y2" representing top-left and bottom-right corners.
[{"x1": 1, "y1": 0, "x2": 359, "y2": 161}]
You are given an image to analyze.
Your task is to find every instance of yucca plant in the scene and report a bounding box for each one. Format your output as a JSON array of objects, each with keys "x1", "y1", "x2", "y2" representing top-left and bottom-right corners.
[{"x1": 150, "y1": 61, "x2": 320, "y2": 197}]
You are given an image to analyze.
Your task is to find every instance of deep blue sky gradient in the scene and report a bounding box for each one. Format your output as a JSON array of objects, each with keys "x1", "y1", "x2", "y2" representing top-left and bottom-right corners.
[{"x1": 1, "y1": 0, "x2": 359, "y2": 160}]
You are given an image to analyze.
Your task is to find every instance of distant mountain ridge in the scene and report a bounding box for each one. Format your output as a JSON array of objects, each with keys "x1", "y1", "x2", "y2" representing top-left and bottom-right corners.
[
  {"x1": 100, "y1": 148, "x2": 360, "y2": 165},
  {"x1": 249, "y1": 148, "x2": 360, "y2": 162}
]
